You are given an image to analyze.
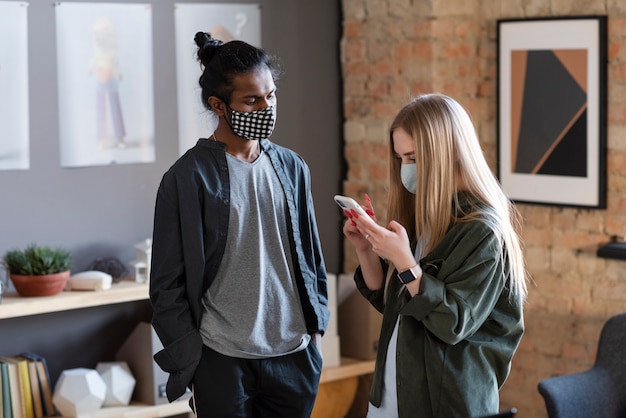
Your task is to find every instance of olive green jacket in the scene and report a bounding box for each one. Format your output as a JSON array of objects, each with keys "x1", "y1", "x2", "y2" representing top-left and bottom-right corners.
[{"x1": 355, "y1": 200, "x2": 524, "y2": 418}]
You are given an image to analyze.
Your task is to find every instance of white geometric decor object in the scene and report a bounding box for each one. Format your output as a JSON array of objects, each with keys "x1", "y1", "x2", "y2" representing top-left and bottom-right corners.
[
  {"x1": 96, "y1": 361, "x2": 136, "y2": 406},
  {"x1": 53, "y1": 368, "x2": 107, "y2": 416},
  {"x1": 130, "y1": 238, "x2": 152, "y2": 283}
]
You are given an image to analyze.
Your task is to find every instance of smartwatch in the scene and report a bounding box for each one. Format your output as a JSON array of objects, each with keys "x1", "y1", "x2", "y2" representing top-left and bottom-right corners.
[{"x1": 397, "y1": 265, "x2": 420, "y2": 284}]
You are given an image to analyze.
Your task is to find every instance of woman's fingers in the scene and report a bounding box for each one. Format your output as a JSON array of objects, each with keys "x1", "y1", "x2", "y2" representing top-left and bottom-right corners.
[{"x1": 364, "y1": 193, "x2": 376, "y2": 219}]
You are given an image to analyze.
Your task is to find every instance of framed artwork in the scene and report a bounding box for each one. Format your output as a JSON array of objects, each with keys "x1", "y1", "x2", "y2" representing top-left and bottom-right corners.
[
  {"x1": 0, "y1": 1, "x2": 29, "y2": 170},
  {"x1": 55, "y1": 2, "x2": 155, "y2": 168},
  {"x1": 497, "y1": 16, "x2": 607, "y2": 208}
]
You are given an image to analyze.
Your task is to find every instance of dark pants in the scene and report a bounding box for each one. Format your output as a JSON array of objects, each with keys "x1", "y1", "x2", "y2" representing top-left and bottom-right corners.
[{"x1": 191, "y1": 343, "x2": 323, "y2": 418}]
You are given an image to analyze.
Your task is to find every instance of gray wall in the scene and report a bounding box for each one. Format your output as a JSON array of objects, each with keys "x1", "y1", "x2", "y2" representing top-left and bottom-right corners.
[{"x1": 0, "y1": 0, "x2": 344, "y2": 278}]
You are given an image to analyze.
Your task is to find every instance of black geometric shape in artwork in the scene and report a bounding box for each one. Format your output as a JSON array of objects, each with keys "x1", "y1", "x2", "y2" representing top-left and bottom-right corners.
[
  {"x1": 515, "y1": 50, "x2": 587, "y2": 174},
  {"x1": 537, "y1": 109, "x2": 587, "y2": 177}
]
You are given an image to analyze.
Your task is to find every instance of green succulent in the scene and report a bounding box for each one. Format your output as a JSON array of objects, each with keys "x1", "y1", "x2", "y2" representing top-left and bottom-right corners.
[{"x1": 3, "y1": 244, "x2": 71, "y2": 275}]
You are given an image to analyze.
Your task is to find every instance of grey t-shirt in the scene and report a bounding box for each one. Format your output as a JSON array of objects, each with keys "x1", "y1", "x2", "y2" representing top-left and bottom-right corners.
[{"x1": 199, "y1": 151, "x2": 309, "y2": 358}]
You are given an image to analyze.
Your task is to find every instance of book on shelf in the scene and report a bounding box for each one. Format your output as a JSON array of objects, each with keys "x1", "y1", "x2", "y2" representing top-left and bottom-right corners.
[
  {"x1": 18, "y1": 353, "x2": 54, "y2": 418},
  {"x1": 15, "y1": 356, "x2": 43, "y2": 418},
  {"x1": 0, "y1": 358, "x2": 23, "y2": 418},
  {"x1": 1, "y1": 361, "x2": 12, "y2": 418}
]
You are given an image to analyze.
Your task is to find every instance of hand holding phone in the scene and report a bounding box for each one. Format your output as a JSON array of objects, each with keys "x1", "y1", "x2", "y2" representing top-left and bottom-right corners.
[{"x1": 333, "y1": 195, "x2": 368, "y2": 217}]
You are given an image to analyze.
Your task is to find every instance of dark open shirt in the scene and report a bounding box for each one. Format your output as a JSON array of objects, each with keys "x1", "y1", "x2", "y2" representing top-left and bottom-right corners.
[{"x1": 149, "y1": 138, "x2": 329, "y2": 401}]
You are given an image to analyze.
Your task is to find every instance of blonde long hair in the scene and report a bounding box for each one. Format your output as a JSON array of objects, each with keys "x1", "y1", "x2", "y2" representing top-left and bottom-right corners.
[{"x1": 387, "y1": 94, "x2": 528, "y2": 300}]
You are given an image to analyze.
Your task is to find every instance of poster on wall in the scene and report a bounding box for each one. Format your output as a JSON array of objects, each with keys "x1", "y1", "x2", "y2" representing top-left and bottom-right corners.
[
  {"x1": 0, "y1": 1, "x2": 29, "y2": 171},
  {"x1": 174, "y1": 3, "x2": 261, "y2": 156},
  {"x1": 497, "y1": 16, "x2": 607, "y2": 209},
  {"x1": 55, "y1": 2, "x2": 155, "y2": 168}
]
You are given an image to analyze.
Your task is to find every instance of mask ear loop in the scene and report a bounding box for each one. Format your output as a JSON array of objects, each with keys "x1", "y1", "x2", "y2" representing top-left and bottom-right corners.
[
  {"x1": 207, "y1": 96, "x2": 233, "y2": 141},
  {"x1": 209, "y1": 95, "x2": 236, "y2": 132},
  {"x1": 220, "y1": 100, "x2": 236, "y2": 131}
]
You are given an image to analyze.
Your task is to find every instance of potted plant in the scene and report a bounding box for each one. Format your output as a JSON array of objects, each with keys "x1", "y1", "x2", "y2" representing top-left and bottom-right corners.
[{"x1": 2, "y1": 243, "x2": 72, "y2": 297}]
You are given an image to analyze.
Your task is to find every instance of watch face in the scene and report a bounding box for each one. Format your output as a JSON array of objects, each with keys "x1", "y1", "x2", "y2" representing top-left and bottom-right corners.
[{"x1": 398, "y1": 269, "x2": 416, "y2": 284}]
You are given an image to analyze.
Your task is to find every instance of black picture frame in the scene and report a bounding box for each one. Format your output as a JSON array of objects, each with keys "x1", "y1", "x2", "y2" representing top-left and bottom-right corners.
[{"x1": 497, "y1": 16, "x2": 607, "y2": 209}]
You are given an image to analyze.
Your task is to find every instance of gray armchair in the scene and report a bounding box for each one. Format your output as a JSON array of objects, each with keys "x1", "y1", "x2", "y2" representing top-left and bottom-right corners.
[{"x1": 537, "y1": 312, "x2": 626, "y2": 417}]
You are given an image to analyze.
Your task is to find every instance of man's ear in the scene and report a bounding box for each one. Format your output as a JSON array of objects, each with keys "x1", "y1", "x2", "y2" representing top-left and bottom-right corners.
[{"x1": 207, "y1": 96, "x2": 226, "y2": 116}]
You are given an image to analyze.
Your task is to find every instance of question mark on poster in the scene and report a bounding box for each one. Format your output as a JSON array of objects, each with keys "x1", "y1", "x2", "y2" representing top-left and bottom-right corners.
[{"x1": 235, "y1": 13, "x2": 247, "y2": 36}]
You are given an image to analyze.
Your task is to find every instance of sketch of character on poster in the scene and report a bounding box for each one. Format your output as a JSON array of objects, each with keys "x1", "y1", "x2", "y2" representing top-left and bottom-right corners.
[
  {"x1": 0, "y1": 1, "x2": 29, "y2": 171},
  {"x1": 91, "y1": 16, "x2": 127, "y2": 150},
  {"x1": 174, "y1": 3, "x2": 261, "y2": 157},
  {"x1": 55, "y1": 2, "x2": 155, "y2": 168}
]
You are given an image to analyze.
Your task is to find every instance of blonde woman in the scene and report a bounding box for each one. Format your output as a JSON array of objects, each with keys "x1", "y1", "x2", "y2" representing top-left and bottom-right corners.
[{"x1": 343, "y1": 94, "x2": 527, "y2": 418}]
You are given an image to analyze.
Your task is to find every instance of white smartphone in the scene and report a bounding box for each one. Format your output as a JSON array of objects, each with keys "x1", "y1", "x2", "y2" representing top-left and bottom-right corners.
[{"x1": 333, "y1": 195, "x2": 368, "y2": 217}]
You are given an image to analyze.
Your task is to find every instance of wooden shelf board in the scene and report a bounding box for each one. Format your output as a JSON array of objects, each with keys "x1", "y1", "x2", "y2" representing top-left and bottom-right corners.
[
  {"x1": 320, "y1": 356, "x2": 375, "y2": 383},
  {"x1": 0, "y1": 280, "x2": 149, "y2": 319},
  {"x1": 54, "y1": 399, "x2": 191, "y2": 418}
]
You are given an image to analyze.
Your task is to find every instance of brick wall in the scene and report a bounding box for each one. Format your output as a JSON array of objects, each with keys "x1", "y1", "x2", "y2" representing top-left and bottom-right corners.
[{"x1": 340, "y1": 1, "x2": 626, "y2": 416}]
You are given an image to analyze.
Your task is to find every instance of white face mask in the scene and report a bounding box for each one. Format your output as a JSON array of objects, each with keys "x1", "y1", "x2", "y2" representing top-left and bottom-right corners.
[{"x1": 400, "y1": 163, "x2": 417, "y2": 194}]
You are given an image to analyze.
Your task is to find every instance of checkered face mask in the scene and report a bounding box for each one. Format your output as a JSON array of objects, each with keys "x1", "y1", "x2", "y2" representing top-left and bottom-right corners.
[{"x1": 229, "y1": 105, "x2": 276, "y2": 140}]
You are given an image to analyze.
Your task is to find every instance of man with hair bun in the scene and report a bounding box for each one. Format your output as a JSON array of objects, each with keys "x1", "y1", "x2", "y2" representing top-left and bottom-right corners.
[{"x1": 149, "y1": 32, "x2": 329, "y2": 418}]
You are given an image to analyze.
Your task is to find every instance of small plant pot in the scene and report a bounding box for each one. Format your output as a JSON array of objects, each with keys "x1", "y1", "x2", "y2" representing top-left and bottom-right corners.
[{"x1": 10, "y1": 271, "x2": 70, "y2": 297}]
